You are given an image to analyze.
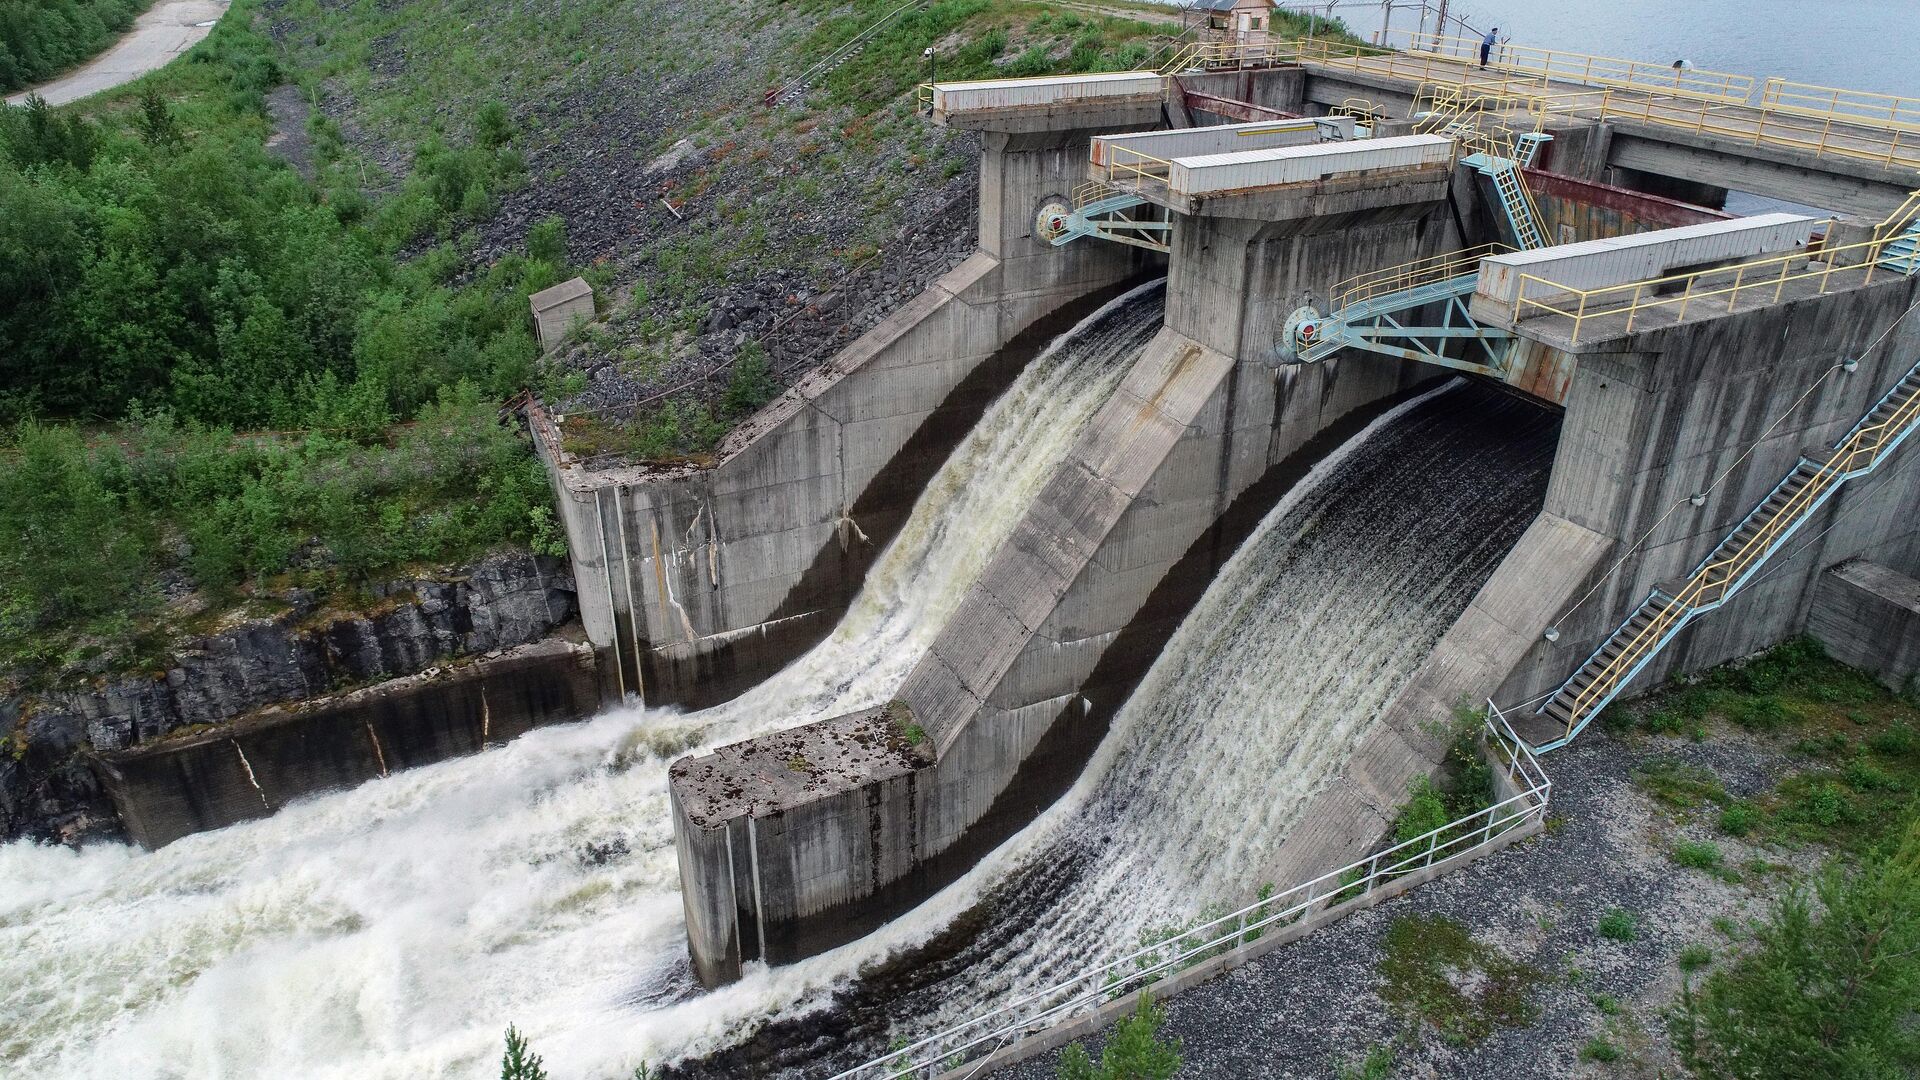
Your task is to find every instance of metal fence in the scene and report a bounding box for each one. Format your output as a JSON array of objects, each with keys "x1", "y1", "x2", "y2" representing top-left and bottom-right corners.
[{"x1": 829, "y1": 711, "x2": 1551, "y2": 1080}]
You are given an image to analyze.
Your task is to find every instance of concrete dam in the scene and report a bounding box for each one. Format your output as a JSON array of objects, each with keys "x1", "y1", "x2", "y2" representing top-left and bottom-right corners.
[
  {"x1": 617, "y1": 57, "x2": 1920, "y2": 1002},
  {"x1": 11, "y1": 31, "x2": 1920, "y2": 1080}
]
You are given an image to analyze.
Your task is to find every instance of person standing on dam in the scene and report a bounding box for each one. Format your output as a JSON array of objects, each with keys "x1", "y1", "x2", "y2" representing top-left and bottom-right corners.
[{"x1": 1480, "y1": 27, "x2": 1499, "y2": 68}]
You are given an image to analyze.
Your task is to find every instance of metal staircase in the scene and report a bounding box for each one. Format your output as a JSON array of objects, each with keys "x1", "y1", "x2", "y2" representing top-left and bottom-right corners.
[
  {"x1": 1479, "y1": 154, "x2": 1548, "y2": 250},
  {"x1": 766, "y1": 0, "x2": 927, "y2": 107},
  {"x1": 1528, "y1": 354, "x2": 1920, "y2": 751},
  {"x1": 1876, "y1": 199, "x2": 1920, "y2": 275}
]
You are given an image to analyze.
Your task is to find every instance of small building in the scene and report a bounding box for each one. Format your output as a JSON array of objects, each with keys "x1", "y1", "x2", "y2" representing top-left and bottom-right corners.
[
  {"x1": 1192, "y1": 0, "x2": 1278, "y2": 44},
  {"x1": 529, "y1": 277, "x2": 596, "y2": 353}
]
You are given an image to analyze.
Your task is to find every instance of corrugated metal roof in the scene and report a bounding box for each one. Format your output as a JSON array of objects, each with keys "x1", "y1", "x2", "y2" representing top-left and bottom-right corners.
[
  {"x1": 1171, "y1": 133, "x2": 1451, "y2": 170},
  {"x1": 1167, "y1": 134, "x2": 1452, "y2": 195},
  {"x1": 932, "y1": 70, "x2": 1159, "y2": 95}
]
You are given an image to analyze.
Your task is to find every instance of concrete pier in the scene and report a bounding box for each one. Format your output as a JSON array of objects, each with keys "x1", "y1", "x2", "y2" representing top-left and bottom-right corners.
[
  {"x1": 1809, "y1": 560, "x2": 1920, "y2": 692},
  {"x1": 671, "y1": 126, "x2": 1460, "y2": 984}
]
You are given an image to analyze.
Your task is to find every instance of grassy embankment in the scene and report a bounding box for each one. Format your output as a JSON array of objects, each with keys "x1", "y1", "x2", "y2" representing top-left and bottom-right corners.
[
  {"x1": 0, "y1": 1, "x2": 568, "y2": 693},
  {"x1": 0, "y1": 0, "x2": 1362, "y2": 692},
  {"x1": 1365, "y1": 640, "x2": 1920, "y2": 1077}
]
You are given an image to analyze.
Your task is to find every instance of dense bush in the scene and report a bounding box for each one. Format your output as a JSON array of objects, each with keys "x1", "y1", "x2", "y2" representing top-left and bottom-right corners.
[
  {"x1": 1676, "y1": 818, "x2": 1920, "y2": 1078},
  {"x1": 0, "y1": 388, "x2": 564, "y2": 679},
  {"x1": 0, "y1": 0, "x2": 146, "y2": 93},
  {"x1": 0, "y1": 5, "x2": 535, "y2": 428},
  {"x1": 0, "y1": 1, "x2": 576, "y2": 684}
]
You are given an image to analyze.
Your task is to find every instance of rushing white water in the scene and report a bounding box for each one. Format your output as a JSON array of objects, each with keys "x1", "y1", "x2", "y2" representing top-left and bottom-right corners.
[
  {"x1": 731, "y1": 379, "x2": 1562, "y2": 1077},
  {"x1": 0, "y1": 282, "x2": 1165, "y2": 1080},
  {"x1": 921, "y1": 381, "x2": 1561, "y2": 1010}
]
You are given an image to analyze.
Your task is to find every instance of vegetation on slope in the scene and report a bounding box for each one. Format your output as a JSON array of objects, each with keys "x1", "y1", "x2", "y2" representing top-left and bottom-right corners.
[
  {"x1": 0, "y1": 3, "x2": 567, "y2": 688},
  {"x1": 0, "y1": 0, "x2": 148, "y2": 92},
  {"x1": 1603, "y1": 638, "x2": 1920, "y2": 1077}
]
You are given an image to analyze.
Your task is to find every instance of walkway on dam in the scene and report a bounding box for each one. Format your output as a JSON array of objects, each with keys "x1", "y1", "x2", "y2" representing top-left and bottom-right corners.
[
  {"x1": 1299, "y1": 49, "x2": 1918, "y2": 176},
  {"x1": 5, "y1": 1, "x2": 231, "y2": 106}
]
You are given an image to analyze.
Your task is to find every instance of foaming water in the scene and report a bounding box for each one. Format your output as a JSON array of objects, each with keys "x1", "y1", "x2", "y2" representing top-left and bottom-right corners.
[
  {"x1": 685, "y1": 380, "x2": 1561, "y2": 1078},
  {"x1": 925, "y1": 382, "x2": 1561, "y2": 1013},
  {"x1": 0, "y1": 282, "x2": 1165, "y2": 1080}
]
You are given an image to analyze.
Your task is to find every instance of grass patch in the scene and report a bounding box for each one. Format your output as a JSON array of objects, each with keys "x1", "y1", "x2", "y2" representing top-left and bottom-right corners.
[
  {"x1": 1597, "y1": 907, "x2": 1639, "y2": 942},
  {"x1": 1677, "y1": 943, "x2": 1713, "y2": 972},
  {"x1": 1623, "y1": 640, "x2": 1920, "y2": 855},
  {"x1": 1377, "y1": 914, "x2": 1543, "y2": 1045},
  {"x1": 1672, "y1": 839, "x2": 1726, "y2": 872},
  {"x1": 1580, "y1": 1036, "x2": 1622, "y2": 1063},
  {"x1": 1334, "y1": 1043, "x2": 1395, "y2": 1080}
]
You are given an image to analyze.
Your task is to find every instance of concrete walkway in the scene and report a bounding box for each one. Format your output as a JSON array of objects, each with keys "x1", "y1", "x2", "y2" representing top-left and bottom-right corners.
[{"x1": 6, "y1": 1, "x2": 231, "y2": 107}]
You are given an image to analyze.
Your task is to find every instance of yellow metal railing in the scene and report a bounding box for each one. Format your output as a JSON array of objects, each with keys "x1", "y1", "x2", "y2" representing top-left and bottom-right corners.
[
  {"x1": 1160, "y1": 37, "x2": 1390, "y2": 76},
  {"x1": 1386, "y1": 30, "x2": 1755, "y2": 103},
  {"x1": 1100, "y1": 144, "x2": 1175, "y2": 191},
  {"x1": 1510, "y1": 195, "x2": 1920, "y2": 343},
  {"x1": 1330, "y1": 242, "x2": 1515, "y2": 309},
  {"x1": 1758, "y1": 78, "x2": 1920, "y2": 136},
  {"x1": 1561, "y1": 370, "x2": 1920, "y2": 735}
]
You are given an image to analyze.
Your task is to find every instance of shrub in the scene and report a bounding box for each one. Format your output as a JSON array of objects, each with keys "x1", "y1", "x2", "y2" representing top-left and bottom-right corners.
[
  {"x1": 1719, "y1": 802, "x2": 1759, "y2": 837},
  {"x1": 1678, "y1": 943, "x2": 1713, "y2": 972},
  {"x1": 1057, "y1": 994, "x2": 1181, "y2": 1080},
  {"x1": 1598, "y1": 908, "x2": 1639, "y2": 942},
  {"x1": 1868, "y1": 721, "x2": 1915, "y2": 756},
  {"x1": 1675, "y1": 820, "x2": 1920, "y2": 1078},
  {"x1": 1673, "y1": 840, "x2": 1724, "y2": 871},
  {"x1": 526, "y1": 215, "x2": 568, "y2": 266}
]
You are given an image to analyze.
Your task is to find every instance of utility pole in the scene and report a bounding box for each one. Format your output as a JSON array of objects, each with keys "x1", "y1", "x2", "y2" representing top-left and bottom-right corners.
[{"x1": 1431, "y1": 0, "x2": 1451, "y2": 48}]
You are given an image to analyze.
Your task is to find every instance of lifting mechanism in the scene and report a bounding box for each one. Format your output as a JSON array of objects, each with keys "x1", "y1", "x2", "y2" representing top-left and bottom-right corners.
[{"x1": 1277, "y1": 86, "x2": 1553, "y2": 375}]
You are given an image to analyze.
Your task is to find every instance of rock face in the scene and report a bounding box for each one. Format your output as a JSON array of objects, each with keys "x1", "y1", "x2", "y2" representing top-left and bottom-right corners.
[{"x1": 3, "y1": 550, "x2": 577, "y2": 845}]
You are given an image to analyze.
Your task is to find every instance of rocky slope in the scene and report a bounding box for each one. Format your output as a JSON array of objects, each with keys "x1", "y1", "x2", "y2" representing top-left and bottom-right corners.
[{"x1": 2, "y1": 550, "x2": 575, "y2": 844}]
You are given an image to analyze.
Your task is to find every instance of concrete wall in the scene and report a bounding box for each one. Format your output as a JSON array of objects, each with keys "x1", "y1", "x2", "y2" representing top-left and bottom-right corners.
[
  {"x1": 536, "y1": 123, "x2": 1162, "y2": 708},
  {"x1": 92, "y1": 639, "x2": 604, "y2": 849},
  {"x1": 672, "y1": 187, "x2": 1457, "y2": 983},
  {"x1": 1259, "y1": 513, "x2": 1607, "y2": 889},
  {"x1": 1499, "y1": 273, "x2": 1920, "y2": 705},
  {"x1": 1809, "y1": 560, "x2": 1920, "y2": 693}
]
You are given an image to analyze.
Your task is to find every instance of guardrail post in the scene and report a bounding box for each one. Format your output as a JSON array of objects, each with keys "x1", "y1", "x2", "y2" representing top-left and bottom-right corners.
[
  {"x1": 1424, "y1": 830, "x2": 1438, "y2": 868},
  {"x1": 1363, "y1": 851, "x2": 1381, "y2": 894}
]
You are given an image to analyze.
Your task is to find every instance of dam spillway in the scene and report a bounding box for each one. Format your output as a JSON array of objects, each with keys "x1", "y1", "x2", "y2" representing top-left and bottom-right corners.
[
  {"x1": 9, "y1": 26, "x2": 1920, "y2": 1080},
  {"x1": 0, "y1": 285, "x2": 1165, "y2": 1080},
  {"x1": 670, "y1": 379, "x2": 1560, "y2": 1078}
]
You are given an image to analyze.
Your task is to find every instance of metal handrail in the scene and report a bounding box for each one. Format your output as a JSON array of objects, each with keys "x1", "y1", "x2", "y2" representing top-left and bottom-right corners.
[
  {"x1": 1381, "y1": 29, "x2": 1753, "y2": 104},
  {"x1": 832, "y1": 715, "x2": 1551, "y2": 1080},
  {"x1": 1102, "y1": 145, "x2": 1175, "y2": 191},
  {"x1": 1330, "y1": 242, "x2": 1515, "y2": 310},
  {"x1": 1758, "y1": 77, "x2": 1920, "y2": 137},
  {"x1": 1506, "y1": 208, "x2": 1920, "y2": 344},
  {"x1": 1558, "y1": 372, "x2": 1920, "y2": 735},
  {"x1": 767, "y1": 0, "x2": 928, "y2": 106}
]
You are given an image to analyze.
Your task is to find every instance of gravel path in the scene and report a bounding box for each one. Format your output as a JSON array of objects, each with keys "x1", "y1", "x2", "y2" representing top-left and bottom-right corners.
[{"x1": 991, "y1": 724, "x2": 1815, "y2": 1079}]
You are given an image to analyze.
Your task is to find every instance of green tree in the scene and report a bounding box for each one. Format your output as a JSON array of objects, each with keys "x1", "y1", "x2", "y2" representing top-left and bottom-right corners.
[
  {"x1": 1677, "y1": 816, "x2": 1920, "y2": 1078},
  {"x1": 500, "y1": 1025, "x2": 549, "y2": 1080}
]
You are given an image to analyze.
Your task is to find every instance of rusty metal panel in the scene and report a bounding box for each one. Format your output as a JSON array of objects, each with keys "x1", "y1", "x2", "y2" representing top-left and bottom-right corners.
[{"x1": 1166, "y1": 133, "x2": 1451, "y2": 195}]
